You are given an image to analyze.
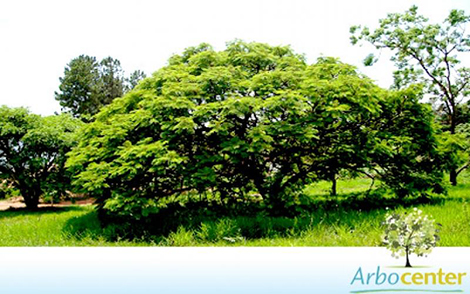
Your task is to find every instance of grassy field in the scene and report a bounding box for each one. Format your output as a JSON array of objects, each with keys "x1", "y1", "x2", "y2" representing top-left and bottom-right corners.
[{"x1": 1, "y1": 173, "x2": 470, "y2": 246}]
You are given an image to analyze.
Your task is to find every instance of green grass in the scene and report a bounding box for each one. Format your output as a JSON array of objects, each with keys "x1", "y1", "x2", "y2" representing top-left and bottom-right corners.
[
  {"x1": 1, "y1": 174, "x2": 470, "y2": 246},
  {"x1": 156, "y1": 200, "x2": 470, "y2": 246},
  {"x1": 304, "y1": 177, "x2": 373, "y2": 196},
  {"x1": 0, "y1": 207, "x2": 151, "y2": 246}
]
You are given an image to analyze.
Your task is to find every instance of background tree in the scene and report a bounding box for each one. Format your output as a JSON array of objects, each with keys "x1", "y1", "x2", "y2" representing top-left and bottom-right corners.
[
  {"x1": 127, "y1": 70, "x2": 147, "y2": 91},
  {"x1": 0, "y1": 106, "x2": 81, "y2": 209},
  {"x1": 351, "y1": 6, "x2": 470, "y2": 185},
  {"x1": 55, "y1": 55, "x2": 146, "y2": 120},
  {"x1": 55, "y1": 55, "x2": 102, "y2": 119},
  {"x1": 98, "y1": 57, "x2": 126, "y2": 106},
  {"x1": 383, "y1": 209, "x2": 441, "y2": 267}
]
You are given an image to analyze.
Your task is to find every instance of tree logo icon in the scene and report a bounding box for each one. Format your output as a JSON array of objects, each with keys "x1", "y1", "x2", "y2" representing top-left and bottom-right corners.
[{"x1": 383, "y1": 208, "x2": 441, "y2": 267}]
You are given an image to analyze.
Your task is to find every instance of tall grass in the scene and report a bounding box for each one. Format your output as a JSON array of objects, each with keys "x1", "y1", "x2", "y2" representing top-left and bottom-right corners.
[
  {"x1": 0, "y1": 174, "x2": 469, "y2": 246},
  {"x1": 159, "y1": 200, "x2": 470, "y2": 246},
  {"x1": 0, "y1": 207, "x2": 149, "y2": 246}
]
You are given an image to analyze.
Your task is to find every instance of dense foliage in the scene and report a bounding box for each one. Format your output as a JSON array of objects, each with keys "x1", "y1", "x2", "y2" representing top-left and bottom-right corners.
[
  {"x1": 0, "y1": 106, "x2": 82, "y2": 208},
  {"x1": 67, "y1": 41, "x2": 444, "y2": 222},
  {"x1": 55, "y1": 55, "x2": 146, "y2": 120}
]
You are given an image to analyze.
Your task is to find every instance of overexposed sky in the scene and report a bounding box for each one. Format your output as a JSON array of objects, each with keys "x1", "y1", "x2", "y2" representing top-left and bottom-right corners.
[{"x1": 1, "y1": 0, "x2": 469, "y2": 115}]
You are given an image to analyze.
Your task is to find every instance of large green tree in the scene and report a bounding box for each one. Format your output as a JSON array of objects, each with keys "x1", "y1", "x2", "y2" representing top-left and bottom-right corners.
[
  {"x1": 67, "y1": 41, "x2": 443, "y2": 221},
  {"x1": 350, "y1": 6, "x2": 470, "y2": 185},
  {"x1": 0, "y1": 106, "x2": 81, "y2": 209},
  {"x1": 55, "y1": 55, "x2": 146, "y2": 120}
]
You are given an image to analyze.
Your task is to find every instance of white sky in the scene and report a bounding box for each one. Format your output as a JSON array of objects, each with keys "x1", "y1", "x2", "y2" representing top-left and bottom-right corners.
[{"x1": 1, "y1": 0, "x2": 469, "y2": 116}]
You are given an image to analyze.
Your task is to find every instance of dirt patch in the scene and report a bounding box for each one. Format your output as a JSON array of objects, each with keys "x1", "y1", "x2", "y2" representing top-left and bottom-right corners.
[{"x1": 0, "y1": 197, "x2": 95, "y2": 211}]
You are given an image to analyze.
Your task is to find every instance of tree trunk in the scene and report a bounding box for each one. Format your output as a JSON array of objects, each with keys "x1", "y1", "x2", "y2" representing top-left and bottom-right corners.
[
  {"x1": 331, "y1": 173, "x2": 337, "y2": 196},
  {"x1": 405, "y1": 247, "x2": 412, "y2": 268},
  {"x1": 19, "y1": 185, "x2": 40, "y2": 210},
  {"x1": 450, "y1": 169, "x2": 458, "y2": 186},
  {"x1": 450, "y1": 110, "x2": 458, "y2": 186},
  {"x1": 24, "y1": 196, "x2": 39, "y2": 210},
  {"x1": 263, "y1": 179, "x2": 287, "y2": 216}
]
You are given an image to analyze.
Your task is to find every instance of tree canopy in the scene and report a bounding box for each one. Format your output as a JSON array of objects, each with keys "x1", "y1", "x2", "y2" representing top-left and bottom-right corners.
[
  {"x1": 67, "y1": 41, "x2": 444, "y2": 221},
  {"x1": 0, "y1": 106, "x2": 82, "y2": 209},
  {"x1": 351, "y1": 5, "x2": 470, "y2": 185}
]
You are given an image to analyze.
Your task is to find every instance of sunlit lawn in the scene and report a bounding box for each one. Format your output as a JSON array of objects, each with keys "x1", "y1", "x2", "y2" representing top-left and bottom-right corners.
[{"x1": 0, "y1": 173, "x2": 469, "y2": 246}]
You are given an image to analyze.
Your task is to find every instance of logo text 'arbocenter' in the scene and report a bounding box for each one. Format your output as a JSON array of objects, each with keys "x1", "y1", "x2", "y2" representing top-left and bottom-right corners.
[{"x1": 351, "y1": 266, "x2": 467, "y2": 286}]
